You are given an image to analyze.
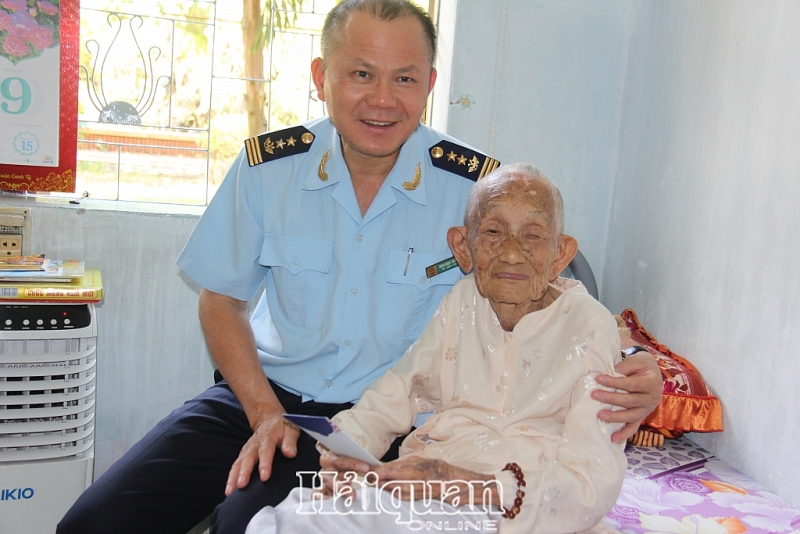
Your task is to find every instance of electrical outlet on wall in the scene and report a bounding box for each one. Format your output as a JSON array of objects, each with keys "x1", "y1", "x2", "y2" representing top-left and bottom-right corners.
[
  {"x1": 0, "y1": 235, "x2": 22, "y2": 256},
  {"x1": 0, "y1": 207, "x2": 30, "y2": 256}
]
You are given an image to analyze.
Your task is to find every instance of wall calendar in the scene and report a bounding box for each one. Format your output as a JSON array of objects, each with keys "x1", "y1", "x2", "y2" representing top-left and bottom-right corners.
[{"x1": 0, "y1": 0, "x2": 77, "y2": 192}]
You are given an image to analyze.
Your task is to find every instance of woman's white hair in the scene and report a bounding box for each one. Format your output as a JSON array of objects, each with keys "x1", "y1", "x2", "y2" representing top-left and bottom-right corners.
[{"x1": 464, "y1": 163, "x2": 565, "y2": 241}]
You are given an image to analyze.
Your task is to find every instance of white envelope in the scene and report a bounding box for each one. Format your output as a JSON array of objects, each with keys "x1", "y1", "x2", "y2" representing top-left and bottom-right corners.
[{"x1": 284, "y1": 414, "x2": 382, "y2": 465}]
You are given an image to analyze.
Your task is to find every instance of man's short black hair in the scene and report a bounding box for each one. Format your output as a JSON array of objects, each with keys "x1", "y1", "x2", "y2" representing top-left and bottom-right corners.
[{"x1": 321, "y1": 0, "x2": 437, "y2": 67}]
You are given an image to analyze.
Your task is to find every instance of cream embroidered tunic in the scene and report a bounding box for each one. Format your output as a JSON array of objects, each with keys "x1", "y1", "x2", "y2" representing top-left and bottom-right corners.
[{"x1": 334, "y1": 275, "x2": 627, "y2": 534}]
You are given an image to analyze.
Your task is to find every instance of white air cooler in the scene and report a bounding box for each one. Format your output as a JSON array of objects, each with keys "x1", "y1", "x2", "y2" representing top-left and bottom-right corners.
[{"x1": 0, "y1": 302, "x2": 97, "y2": 534}]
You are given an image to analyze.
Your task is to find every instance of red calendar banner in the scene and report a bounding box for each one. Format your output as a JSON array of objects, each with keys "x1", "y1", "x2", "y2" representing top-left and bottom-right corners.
[{"x1": 0, "y1": 0, "x2": 78, "y2": 192}]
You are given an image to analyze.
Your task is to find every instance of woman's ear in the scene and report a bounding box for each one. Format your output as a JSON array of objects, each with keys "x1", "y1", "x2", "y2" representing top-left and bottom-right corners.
[
  {"x1": 447, "y1": 226, "x2": 473, "y2": 273},
  {"x1": 549, "y1": 235, "x2": 578, "y2": 281}
]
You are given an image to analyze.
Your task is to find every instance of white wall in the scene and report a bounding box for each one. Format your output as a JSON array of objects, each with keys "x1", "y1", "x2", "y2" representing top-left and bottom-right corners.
[
  {"x1": 446, "y1": 0, "x2": 633, "y2": 290},
  {"x1": 0, "y1": 197, "x2": 212, "y2": 477},
  {"x1": 603, "y1": 1, "x2": 800, "y2": 506}
]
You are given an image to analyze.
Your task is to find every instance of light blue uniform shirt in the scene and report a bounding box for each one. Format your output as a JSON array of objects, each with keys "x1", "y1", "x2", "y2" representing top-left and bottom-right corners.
[{"x1": 178, "y1": 118, "x2": 477, "y2": 403}]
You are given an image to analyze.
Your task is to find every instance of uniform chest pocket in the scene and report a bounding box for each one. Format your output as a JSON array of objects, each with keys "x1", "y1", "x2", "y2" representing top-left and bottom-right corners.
[
  {"x1": 260, "y1": 233, "x2": 333, "y2": 329},
  {"x1": 378, "y1": 250, "x2": 462, "y2": 340}
]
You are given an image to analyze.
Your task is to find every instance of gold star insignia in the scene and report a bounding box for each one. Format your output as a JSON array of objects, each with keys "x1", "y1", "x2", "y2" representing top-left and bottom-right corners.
[
  {"x1": 243, "y1": 127, "x2": 314, "y2": 167},
  {"x1": 457, "y1": 155, "x2": 467, "y2": 165},
  {"x1": 447, "y1": 151, "x2": 457, "y2": 161}
]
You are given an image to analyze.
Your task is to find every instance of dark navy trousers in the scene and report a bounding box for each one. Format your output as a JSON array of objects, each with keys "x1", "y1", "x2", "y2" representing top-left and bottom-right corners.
[{"x1": 56, "y1": 379, "x2": 400, "y2": 534}]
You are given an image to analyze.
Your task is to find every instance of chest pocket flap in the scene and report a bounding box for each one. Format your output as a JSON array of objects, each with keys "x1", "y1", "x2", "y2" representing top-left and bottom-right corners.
[
  {"x1": 380, "y1": 250, "x2": 462, "y2": 340},
  {"x1": 260, "y1": 233, "x2": 333, "y2": 274},
  {"x1": 259, "y1": 233, "x2": 333, "y2": 329}
]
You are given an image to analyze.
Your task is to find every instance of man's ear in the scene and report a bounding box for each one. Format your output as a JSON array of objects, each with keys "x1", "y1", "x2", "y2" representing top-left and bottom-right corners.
[
  {"x1": 311, "y1": 57, "x2": 326, "y2": 102},
  {"x1": 427, "y1": 67, "x2": 438, "y2": 96},
  {"x1": 447, "y1": 226, "x2": 473, "y2": 273},
  {"x1": 549, "y1": 235, "x2": 578, "y2": 281}
]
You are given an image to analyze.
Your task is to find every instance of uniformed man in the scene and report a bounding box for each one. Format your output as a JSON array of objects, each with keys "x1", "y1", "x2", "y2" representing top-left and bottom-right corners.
[{"x1": 58, "y1": 1, "x2": 663, "y2": 533}]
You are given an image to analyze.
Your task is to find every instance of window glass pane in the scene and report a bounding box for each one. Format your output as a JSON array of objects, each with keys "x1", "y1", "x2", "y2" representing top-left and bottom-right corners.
[
  {"x1": 118, "y1": 147, "x2": 208, "y2": 204},
  {"x1": 208, "y1": 77, "x2": 250, "y2": 198},
  {"x1": 268, "y1": 24, "x2": 324, "y2": 129},
  {"x1": 76, "y1": 139, "x2": 119, "y2": 201},
  {"x1": 71, "y1": 0, "x2": 434, "y2": 206}
]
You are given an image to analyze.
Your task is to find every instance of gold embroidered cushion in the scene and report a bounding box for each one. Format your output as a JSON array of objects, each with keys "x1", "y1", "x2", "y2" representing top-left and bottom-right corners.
[{"x1": 619, "y1": 308, "x2": 723, "y2": 438}]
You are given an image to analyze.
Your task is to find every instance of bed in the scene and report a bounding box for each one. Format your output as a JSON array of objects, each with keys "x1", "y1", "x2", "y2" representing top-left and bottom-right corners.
[{"x1": 601, "y1": 436, "x2": 800, "y2": 534}]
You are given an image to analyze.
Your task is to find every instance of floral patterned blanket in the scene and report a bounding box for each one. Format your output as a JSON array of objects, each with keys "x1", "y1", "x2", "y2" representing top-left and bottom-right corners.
[{"x1": 602, "y1": 436, "x2": 800, "y2": 533}]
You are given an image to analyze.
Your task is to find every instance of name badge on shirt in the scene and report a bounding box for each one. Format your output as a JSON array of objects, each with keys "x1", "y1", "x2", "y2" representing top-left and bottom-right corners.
[{"x1": 426, "y1": 257, "x2": 459, "y2": 279}]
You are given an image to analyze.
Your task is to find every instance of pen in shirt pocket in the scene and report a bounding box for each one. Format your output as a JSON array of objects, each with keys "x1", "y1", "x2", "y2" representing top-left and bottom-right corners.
[{"x1": 404, "y1": 247, "x2": 413, "y2": 276}]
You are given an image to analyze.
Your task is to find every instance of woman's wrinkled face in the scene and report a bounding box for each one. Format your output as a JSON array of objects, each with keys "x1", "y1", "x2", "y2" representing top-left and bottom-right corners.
[{"x1": 470, "y1": 180, "x2": 559, "y2": 308}]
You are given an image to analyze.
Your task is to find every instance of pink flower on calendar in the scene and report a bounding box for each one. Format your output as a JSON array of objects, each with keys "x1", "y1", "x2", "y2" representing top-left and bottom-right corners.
[
  {"x1": 29, "y1": 23, "x2": 52, "y2": 50},
  {"x1": 37, "y1": 0, "x2": 57, "y2": 16},
  {"x1": 7, "y1": 10, "x2": 38, "y2": 41},
  {"x1": 2, "y1": 34, "x2": 29, "y2": 57},
  {"x1": 0, "y1": 0, "x2": 59, "y2": 64},
  {"x1": 1, "y1": 0, "x2": 27, "y2": 12}
]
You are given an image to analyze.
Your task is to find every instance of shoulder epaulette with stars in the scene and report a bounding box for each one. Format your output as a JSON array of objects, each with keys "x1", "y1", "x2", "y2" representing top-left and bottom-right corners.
[
  {"x1": 428, "y1": 140, "x2": 500, "y2": 181},
  {"x1": 244, "y1": 125, "x2": 315, "y2": 167}
]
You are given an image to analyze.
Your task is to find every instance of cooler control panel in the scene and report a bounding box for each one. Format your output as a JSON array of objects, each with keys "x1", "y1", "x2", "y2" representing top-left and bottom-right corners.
[{"x1": 0, "y1": 303, "x2": 92, "y2": 331}]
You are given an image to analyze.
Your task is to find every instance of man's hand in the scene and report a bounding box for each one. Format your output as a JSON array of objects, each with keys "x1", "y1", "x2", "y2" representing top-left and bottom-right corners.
[
  {"x1": 593, "y1": 353, "x2": 663, "y2": 443},
  {"x1": 199, "y1": 289, "x2": 301, "y2": 496},
  {"x1": 224, "y1": 413, "x2": 300, "y2": 496}
]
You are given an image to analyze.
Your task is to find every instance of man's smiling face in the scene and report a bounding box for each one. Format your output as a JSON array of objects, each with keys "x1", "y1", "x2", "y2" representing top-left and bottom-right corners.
[{"x1": 311, "y1": 11, "x2": 436, "y2": 165}]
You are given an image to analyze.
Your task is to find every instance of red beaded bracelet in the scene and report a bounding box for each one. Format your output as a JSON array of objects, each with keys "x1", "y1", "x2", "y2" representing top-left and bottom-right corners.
[{"x1": 501, "y1": 462, "x2": 526, "y2": 519}]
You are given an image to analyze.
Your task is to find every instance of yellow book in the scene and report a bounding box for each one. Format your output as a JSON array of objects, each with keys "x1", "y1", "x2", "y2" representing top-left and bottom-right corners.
[{"x1": 0, "y1": 269, "x2": 103, "y2": 302}]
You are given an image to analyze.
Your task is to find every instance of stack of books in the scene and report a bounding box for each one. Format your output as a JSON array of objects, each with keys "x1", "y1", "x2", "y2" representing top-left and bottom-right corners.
[{"x1": 0, "y1": 256, "x2": 103, "y2": 302}]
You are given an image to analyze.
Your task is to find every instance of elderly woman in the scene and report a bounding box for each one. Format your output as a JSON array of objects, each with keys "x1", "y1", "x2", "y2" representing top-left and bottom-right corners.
[{"x1": 246, "y1": 164, "x2": 627, "y2": 534}]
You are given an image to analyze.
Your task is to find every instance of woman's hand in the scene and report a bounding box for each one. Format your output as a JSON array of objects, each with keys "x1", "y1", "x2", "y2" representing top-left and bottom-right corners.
[
  {"x1": 318, "y1": 448, "x2": 371, "y2": 497},
  {"x1": 372, "y1": 457, "x2": 498, "y2": 507}
]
